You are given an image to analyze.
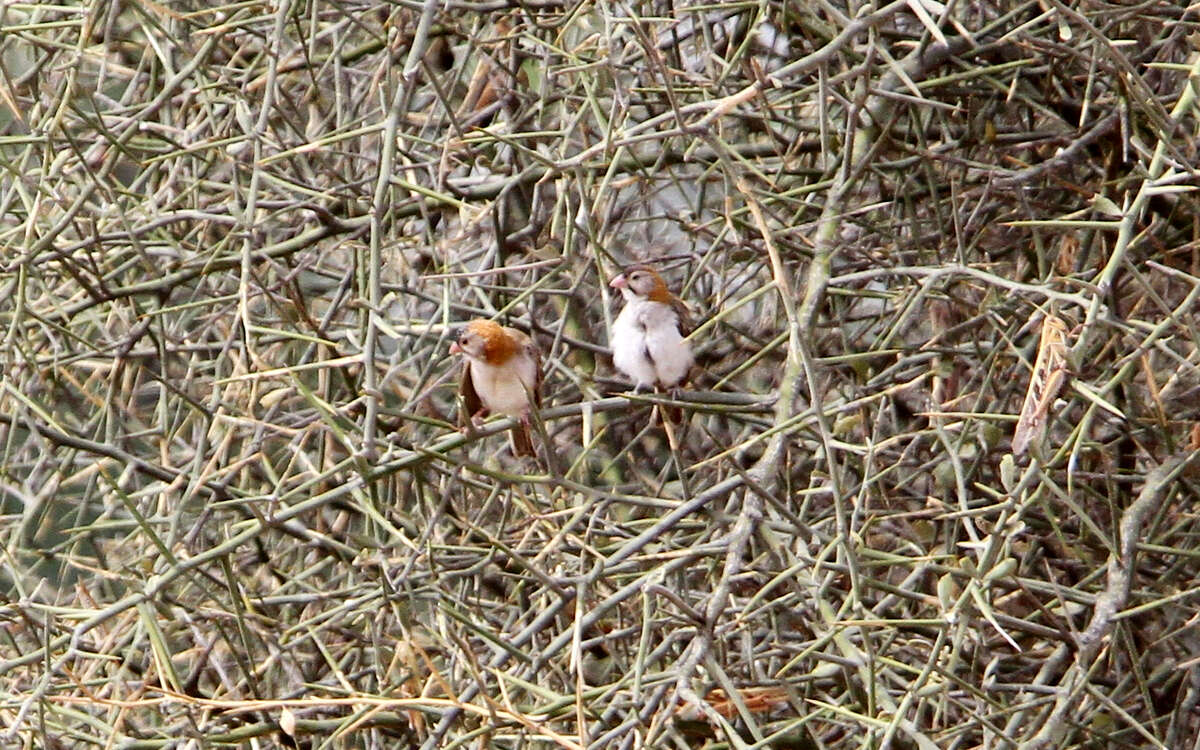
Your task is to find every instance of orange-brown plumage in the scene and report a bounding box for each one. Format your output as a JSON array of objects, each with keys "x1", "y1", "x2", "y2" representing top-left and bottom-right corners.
[
  {"x1": 467, "y1": 319, "x2": 521, "y2": 365},
  {"x1": 631, "y1": 266, "x2": 675, "y2": 305},
  {"x1": 450, "y1": 318, "x2": 542, "y2": 457},
  {"x1": 612, "y1": 265, "x2": 692, "y2": 332}
]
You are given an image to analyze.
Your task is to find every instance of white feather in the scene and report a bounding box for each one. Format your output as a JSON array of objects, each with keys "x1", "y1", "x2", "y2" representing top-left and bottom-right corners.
[
  {"x1": 468, "y1": 354, "x2": 537, "y2": 416},
  {"x1": 612, "y1": 297, "x2": 692, "y2": 388}
]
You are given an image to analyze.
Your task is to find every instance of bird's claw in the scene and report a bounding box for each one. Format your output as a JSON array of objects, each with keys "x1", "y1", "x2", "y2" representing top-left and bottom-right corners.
[{"x1": 461, "y1": 411, "x2": 488, "y2": 435}]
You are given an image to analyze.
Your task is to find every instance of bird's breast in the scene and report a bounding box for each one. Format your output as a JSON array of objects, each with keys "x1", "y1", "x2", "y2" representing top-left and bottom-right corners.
[{"x1": 470, "y1": 357, "x2": 536, "y2": 416}]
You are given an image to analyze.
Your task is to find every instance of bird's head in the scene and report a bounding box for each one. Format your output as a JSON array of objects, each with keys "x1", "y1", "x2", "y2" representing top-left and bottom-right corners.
[
  {"x1": 450, "y1": 319, "x2": 516, "y2": 364},
  {"x1": 610, "y1": 265, "x2": 673, "y2": 303}
]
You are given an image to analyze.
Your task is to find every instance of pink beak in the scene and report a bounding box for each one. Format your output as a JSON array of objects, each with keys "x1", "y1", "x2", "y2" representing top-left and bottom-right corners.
[
  {"x1": 610, "y1": 274, "x2": 627, "y2": 289},
  {"x1": 449, "y1": 341, "x2": 462, "y2": 354}
]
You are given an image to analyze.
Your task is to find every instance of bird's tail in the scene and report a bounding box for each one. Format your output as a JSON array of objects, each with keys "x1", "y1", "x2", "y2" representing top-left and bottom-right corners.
[{"x1": 510, "y1": 423, "x2": 536, "y2": 457}]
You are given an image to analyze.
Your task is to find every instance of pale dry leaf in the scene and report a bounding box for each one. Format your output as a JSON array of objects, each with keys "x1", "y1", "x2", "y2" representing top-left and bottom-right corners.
[
  {"x1": 1012, "y1": 314, "x2": 1069, "y2": 456},
  {"x1": 675, "y1": 686, "x2": 790, "y2": 721},
  {"x1": 280, "y1": 706, "x2": 296, "y2": 737},
  {"x1": 1056, "y1": 234, "x2": 1079, "y2": 277}
]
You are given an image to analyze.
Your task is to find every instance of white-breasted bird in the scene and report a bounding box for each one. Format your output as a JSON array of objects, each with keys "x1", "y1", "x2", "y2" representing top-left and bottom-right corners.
[{"x1": 609, "y1": 265, "x2": 694, "y2": 393}]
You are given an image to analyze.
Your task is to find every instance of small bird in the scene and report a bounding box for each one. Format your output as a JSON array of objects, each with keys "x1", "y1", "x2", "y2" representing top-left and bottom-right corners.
[
  {"x1": 449, "y1": 319, "x2": 542, "y2": 457},
  {"x1": 609, "y1": 265, "x2": 694, "y2": 394}
]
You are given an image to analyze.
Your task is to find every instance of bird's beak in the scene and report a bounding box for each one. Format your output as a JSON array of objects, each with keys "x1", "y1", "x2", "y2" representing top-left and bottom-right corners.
[
  {"x1": 449, "y1": 341, "x2": 462, "y2": 355},
  {"x1": 610, "y1": 274, "x2": 627, "y2": 289}
]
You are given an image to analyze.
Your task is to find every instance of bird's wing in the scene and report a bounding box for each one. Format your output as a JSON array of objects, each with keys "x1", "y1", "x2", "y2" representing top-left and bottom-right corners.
[
  {"x1": 506, "y1": 327, "x2": 542, "y2": 407},
  {"x1": 530, "y1": 341, "x2": 543, "y2": 408},
  {"x1": 459, "y1": 360, "x2": 483, "y2": 425},
  {"x1": 671, "y1": 296, "x2": 694, "y2": 337}
]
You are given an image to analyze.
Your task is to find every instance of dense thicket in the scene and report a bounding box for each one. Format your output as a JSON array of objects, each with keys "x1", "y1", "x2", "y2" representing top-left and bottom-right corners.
[{"x1": 2, "y1": 2, "x2": 1200, "y2": 748}]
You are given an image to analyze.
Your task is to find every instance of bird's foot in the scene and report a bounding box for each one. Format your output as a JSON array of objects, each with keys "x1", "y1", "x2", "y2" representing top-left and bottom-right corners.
[
  {"x1": 461, "y1": 410, "x2": 488, "y2": 435},
  {"x1": 663, "y1": 386, "x2": 687, "y2": 424}
]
